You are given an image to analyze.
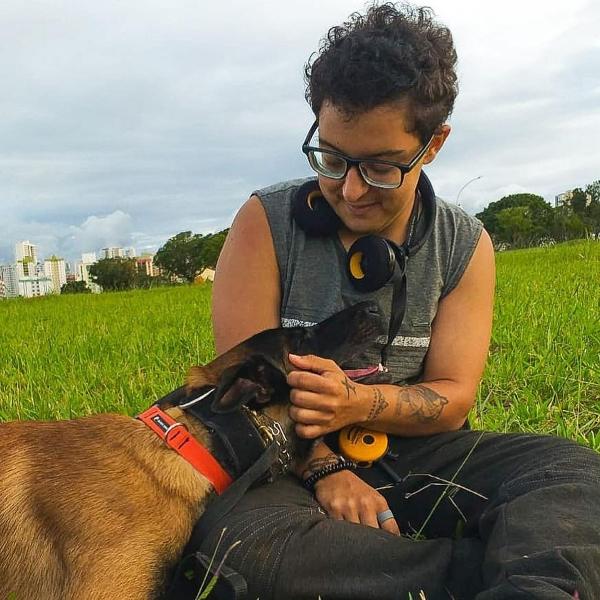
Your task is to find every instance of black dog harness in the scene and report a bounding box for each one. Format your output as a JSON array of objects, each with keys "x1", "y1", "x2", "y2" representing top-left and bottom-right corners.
[{"x1": 138, "y1": 384, "x2": 292, "y2": 597}]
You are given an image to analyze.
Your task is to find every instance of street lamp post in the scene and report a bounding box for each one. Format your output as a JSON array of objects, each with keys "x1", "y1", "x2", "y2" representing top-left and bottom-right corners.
[{"x1": 456, "y1": 175, "x2": 483, "y2": 208}]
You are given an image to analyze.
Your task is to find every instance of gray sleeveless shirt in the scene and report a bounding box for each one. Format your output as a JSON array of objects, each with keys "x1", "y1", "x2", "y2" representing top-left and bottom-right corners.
[{"x1": 255, "y1": 176, "x2": 483, "y2": 385}]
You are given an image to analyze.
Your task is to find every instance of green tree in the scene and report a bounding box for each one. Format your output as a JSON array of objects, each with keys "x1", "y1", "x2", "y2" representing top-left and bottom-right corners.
[
  {"x1": 549, "y1": 207, "x2": 586, "y2": 242},
  {"x1": 585, "y1": 180, "x2": 600, "y2": 203},
  {"x1": 496, "y1": 207, "x2": 534, "y2": 246},
  {"x1": 583, "y1": 181, "x2": 600, "y2": 236},
  {"x1": 154, "y1": 231, "x2": 205, "y2": 282},
  {"x1": 200, "y1": 229, "x2": 229, "y2": 269},
  {"x1": 155, "y1": 229, "x2": 229, "y2": 281},
  {"x1": 60, "y1": 280, "x2": 91, "y2": 294},
  {"x1": 570, "y1": 188, "x2": 588, "y2": 217},
  {"x1": 88, "y1": 258, "x2": 137, "y2": 291},
  {"x1": 475, "y1": 193, "x2": 553, "y2": 246}
]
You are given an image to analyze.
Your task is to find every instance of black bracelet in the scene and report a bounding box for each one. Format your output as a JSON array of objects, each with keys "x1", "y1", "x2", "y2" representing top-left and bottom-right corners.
[{"x1": 303, "y1": 457, "x2": 357, "y2": 492}]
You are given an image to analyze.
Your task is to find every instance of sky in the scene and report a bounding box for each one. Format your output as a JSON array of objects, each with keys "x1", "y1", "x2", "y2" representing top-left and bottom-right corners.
[{"x1": 1, "y1": 0, "x2": 599, "y2": 265}]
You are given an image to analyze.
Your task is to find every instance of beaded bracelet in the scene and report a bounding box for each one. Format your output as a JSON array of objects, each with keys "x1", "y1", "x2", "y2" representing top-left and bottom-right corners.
[{"x1": 302, "y1": 457, "x2": 357, "y2": 492}]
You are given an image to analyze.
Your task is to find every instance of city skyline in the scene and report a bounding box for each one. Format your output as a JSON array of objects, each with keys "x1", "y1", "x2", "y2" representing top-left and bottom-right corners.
[
  {"x1": 1, "y1": 239, "x2": 156, "y2": 298},
  {"x1": 1, "y1": 0, "x2": 599, "y2": 264}
]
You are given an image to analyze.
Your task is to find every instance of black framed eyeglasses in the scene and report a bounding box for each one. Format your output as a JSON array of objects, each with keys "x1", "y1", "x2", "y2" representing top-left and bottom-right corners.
[{"x1": 301, "y1": 120, "x2": 433, "y2": 189}]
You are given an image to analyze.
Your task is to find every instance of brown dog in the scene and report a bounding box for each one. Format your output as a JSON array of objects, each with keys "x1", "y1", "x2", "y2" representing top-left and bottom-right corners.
[{"x1": 0, "y1": 301, "x2": 381, "y2": 600}]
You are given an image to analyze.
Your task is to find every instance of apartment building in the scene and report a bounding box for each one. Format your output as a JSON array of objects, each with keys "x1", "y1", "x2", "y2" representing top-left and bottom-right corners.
[
  {"x1": 0, "y1": 264, "x2": 19, "y2": 298},
  {"x1": 43, "y1": 256, "x2": 67, "y2": 293}
]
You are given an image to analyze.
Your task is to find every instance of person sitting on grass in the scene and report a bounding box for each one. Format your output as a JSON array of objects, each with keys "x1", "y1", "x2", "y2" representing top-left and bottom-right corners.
[{"x1": 203, "y1": 3, "x2": 600, "y2": 598}]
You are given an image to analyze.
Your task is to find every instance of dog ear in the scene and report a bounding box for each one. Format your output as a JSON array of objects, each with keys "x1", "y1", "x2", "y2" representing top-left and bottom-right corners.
[{"x1": 210, "y1": 364, "x2": 263, "y2": 414}]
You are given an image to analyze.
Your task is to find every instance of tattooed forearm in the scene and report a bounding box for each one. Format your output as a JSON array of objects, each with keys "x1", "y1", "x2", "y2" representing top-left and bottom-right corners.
[
  {"x1": 302, "y1": 453, "x2": 340, "y2": 479},
  {"x1": 396, "y1": 385, "x2": 448, "y2": 423},
  {"x1": 341, "y1": 376, "x2": 357, "y2": 401},
  {"x1": 366, "y1": 387, "x2": 389, "y2": 422}
]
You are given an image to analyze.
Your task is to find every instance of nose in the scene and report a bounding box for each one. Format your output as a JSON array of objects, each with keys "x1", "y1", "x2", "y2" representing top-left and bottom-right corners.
[{"x1": 342, "y1": 165, "x2": 369, "y2": 204}]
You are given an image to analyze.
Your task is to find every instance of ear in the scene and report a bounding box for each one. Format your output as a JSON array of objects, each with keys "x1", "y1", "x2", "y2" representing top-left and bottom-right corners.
[
  {"x1": 210, "y1": 363, "x2": 262, "y2": 414},
  {"x1": 422, "y1": 124, "x2": 451, "y2": 165}
]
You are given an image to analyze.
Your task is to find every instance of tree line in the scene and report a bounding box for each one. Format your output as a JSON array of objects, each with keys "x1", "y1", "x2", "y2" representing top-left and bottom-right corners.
[
  {"x1": 67, "y1": 229, "x2": 229, "y2": 293},
  {"x1": 476, "y1": 181, "x2": 600, "y2": 249}
]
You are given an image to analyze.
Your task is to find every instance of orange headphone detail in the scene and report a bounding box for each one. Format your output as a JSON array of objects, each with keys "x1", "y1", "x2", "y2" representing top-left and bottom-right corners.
[{"x1": 338, "y1": 425, "x2": 389, "y2": 466}]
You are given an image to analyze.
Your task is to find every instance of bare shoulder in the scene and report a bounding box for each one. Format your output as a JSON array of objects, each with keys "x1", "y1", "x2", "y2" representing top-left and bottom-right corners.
[{"x1": 212, "y1": 195, "x2": 281, "y2": 354}]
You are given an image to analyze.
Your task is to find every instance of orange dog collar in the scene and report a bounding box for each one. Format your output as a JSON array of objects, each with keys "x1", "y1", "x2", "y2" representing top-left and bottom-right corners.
[{"x1": 137, "y1": 404, "x2": 233, "y2": 494}]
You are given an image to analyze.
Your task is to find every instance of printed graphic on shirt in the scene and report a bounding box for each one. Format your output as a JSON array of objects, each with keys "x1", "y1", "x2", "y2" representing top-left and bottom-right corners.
[
  {"x1": 282, "y1": 316, "x2": 430, "y2": 349},
  {"x1": 376, "y1": 335, "x2": 431, "y2": 348},
  {"x1": 281, "y1": 317, "x2": 317, "y2": 328}
]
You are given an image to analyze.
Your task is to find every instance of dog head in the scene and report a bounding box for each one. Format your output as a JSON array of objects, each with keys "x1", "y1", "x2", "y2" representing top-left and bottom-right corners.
[{"x1": 184, "y1": 301, "x2": 383, "y2": 463}]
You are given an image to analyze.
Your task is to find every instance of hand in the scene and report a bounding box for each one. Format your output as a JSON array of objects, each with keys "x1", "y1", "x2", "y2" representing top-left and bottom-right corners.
[
  {"x1": 313, "y1": 469, "x2": 400, "y2": 535},
  {"x1": 287, "y1": 353, "x2": 366, "y2": 438}
]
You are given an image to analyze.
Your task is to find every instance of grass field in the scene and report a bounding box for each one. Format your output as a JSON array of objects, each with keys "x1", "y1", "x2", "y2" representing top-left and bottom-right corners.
[{"x1": 1, "y1": 240, "x2": 599, "y2": 449}]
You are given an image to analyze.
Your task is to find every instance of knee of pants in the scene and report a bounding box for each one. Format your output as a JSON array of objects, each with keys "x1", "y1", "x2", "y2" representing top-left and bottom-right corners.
[
  {"x1": 198, "y1": 484, "x2": 326, "y2": 599},
  {"x1": 500, "y1": 437, "x2": 600, "y2": 499}
]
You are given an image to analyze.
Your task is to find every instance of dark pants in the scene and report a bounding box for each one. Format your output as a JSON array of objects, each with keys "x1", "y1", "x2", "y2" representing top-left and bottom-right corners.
[{"x1": 199, "y1": 431, "x2": 600, "y2": 599}]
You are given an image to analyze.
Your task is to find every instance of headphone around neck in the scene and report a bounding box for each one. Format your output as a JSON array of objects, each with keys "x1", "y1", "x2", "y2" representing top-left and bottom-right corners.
[{"x1": 291, "y1": 173, "x2": 436, "y2": 365}]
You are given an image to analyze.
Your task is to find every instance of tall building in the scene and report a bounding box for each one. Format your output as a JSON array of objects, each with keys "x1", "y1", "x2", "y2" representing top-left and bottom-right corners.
[
  {"x1": 76, "y1": 252, "x2": 101, "y2": 293},
  {"x1": 0, "y1": 265, "x2": 19, "y2": 298},
  {"x1": 15, "y1": 240, "x2": 54, "y2": 298},
  {"x1": 15, "y1": 240, "x2": 38, "y2": 279},
  {"x1": 43, "y1": 256, "x2": 67, "y2": 293},
  {"x1": 102, "y1": 247, "x2": 125, "y2": 259},
  {"x1": 555, "y1": 189, "x2": 592, "y2": 208},
  {"x1": 15, "y1": 240, "x2": 37, "y2": 263}
]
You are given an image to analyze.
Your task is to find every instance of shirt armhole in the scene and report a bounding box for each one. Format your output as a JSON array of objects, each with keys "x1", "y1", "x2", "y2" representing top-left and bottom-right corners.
[{"x1": 440, "y1": 222, "x2": 483, "y2": 299}]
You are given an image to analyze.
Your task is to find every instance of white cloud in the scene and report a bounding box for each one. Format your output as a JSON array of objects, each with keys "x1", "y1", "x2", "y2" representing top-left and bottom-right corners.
[{"x1": 1, "y1": 0, "x2": 599, "y2": 263}]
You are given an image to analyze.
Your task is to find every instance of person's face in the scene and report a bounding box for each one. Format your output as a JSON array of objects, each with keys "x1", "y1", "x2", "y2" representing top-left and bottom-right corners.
[{"x1": 316, "y1": 101, "x2": 450, "y2": 242}]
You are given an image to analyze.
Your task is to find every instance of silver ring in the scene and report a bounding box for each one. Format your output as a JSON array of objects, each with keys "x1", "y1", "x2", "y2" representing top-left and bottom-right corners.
[{"x1": 376, "y1": 509, "x2": 394, "y2": 525}]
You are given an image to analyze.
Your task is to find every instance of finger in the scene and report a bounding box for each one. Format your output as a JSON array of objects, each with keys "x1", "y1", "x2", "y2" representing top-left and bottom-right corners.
[
  {"x1": 288, "y1": 405, "x2": 333, "y2": 425},
  {"x1": 287, "y1": 371, "x2": 335, "y2": 395},
  {"x1": 290, "y1": 388, "x2": 335, "y2": 410},
  {"x1": 334, "y1": 501, "x2": 360, "y2": 525},
  {"x1": 372, "y1": 499, "x2": 401, "y2": 535},
  {"x1": 380, "y1": 516, "x2": 401, "y2": 536},
  {"x1": 288, "y1": 353, "x2": 338, "y2": 374},
  {"x1": 295, "y1": 422, "x2": 327, "y2": 439},
  {"x1": 359, "y1": 505, "x2": 379, "y2": 530}
]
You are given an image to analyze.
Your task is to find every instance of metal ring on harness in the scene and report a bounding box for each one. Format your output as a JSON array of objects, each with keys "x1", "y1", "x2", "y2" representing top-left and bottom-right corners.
[{"x1": 164, "y1": 421, "x2": 189, "y2": 442}]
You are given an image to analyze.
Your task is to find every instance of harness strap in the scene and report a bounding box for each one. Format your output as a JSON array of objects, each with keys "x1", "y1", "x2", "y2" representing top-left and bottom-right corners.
[
  {"x1": 186, "y1": 397, "x2": 267, "y2": 477},
  {"x1": 178, "y1": 442, "x2": 280, "y2": 560},
  {"x1": 137, "y1": 404, "x2": 233, "y2": 495}
]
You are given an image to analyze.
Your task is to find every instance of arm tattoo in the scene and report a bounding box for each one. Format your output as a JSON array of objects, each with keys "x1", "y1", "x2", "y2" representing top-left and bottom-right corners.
[
  {"x1": 396, "y1": 385, "x2": 448, "y2": 423},
  {"x1": 302, "y1": 452, "x2": 340, "y2": 480},
  {"x1": 366, "y1": 387, "x2": 389, "y2": 423},
  {"x1": 341, "y1": 376, "x2": 357, "y2": 401}
]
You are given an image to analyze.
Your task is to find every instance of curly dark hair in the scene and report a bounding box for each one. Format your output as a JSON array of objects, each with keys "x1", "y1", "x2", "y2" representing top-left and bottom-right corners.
[{"x1": 304, "y1": 2, "x2": 458, "y2": 143}]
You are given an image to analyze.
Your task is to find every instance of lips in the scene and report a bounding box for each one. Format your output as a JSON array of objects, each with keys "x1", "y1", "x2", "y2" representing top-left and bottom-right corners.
[{"x1": 344, "y1": 202, "x2": 378, "y2": 216}]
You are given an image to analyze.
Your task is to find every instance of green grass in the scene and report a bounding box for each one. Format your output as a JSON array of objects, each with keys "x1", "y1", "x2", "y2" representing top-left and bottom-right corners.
[
  {"x1": 0, "y1": 285, "x2": 215, "y2": 420},
  {"x1": 473, "y1": 240, "x2": 600, "y2": 450},
  {"x1": 1, "y1": 240, "x2": 599, "y2": 451}
]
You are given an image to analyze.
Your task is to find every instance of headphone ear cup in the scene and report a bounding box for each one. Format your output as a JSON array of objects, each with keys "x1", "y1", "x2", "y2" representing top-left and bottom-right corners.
[
  {"x1": 346, "y1": 235, "x2": 397, "y2": 293},
  {"x1": 292, "y1": 180, "x2": 342, "y2": 237}
]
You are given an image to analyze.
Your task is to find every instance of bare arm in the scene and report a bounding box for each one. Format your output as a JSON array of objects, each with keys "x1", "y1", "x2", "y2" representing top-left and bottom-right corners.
[
  {"x1": 212, "y1": 196, "x2": 281, "y2": 353},
  {"x1": 287, "y1": 228, "x2": 496, "y2": 437}
]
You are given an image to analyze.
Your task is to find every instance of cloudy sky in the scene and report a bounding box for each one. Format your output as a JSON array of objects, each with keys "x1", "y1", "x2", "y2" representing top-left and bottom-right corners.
[{"x1": 1, "y1": 0, "x2": 599, "y2": 264}]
